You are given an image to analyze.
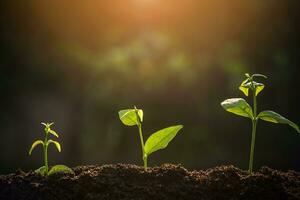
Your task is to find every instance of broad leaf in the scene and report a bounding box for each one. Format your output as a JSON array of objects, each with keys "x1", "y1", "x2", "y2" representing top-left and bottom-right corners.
[
  {"x1": 257, "y1": 110, "x2": 300, "y2": 133},
  {"x1": 47, "y1": 140, "x2": 61, "y2": 152},
  {"x1": 144, "y1": 125, "x2": 183, "y2": 156},
  {"x1": 49, "y1": 129, "x2": 59, "y2": 137},
  {"x1": 48, "y1": 165, "x2": 74, "y2": 176},
  {"x1": 118, "y1": 109, "x2": 143, "y2": 126},
  {"x1": 29, "y1": 140, "x2": 44, "y2": 155},
  {"x1": 221, "y1": 98, "x2": 253, "y2": 119},
  {"x1": 35, "y1": 166, "x2": 47, "y2": 176}
]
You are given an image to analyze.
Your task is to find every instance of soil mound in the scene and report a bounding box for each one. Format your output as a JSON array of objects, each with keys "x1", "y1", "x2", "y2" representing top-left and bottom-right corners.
[{"x1": 0, "y1": 164, "x2": 299, "y2": 200}]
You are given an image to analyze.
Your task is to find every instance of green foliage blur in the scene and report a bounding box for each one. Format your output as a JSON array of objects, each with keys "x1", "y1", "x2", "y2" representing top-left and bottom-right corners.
[{"x1": 0, "y1": 0, "x2": 299, "y2": 173}]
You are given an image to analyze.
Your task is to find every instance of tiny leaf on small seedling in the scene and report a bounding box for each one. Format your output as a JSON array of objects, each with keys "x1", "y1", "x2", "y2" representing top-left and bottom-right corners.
[
  {"x1": 118, "y1": 106, "x2": 183, "y2": 170},
  {"x1": 48, "y1": 165, "x2": 74, "y2": 176},
  {"x1": 29, "y1": 140, "x2": 44, "y2": 155},
  {"x1": 221, "y1": 98, "x2": 253, "y2": 119},
  {"x1": 49, "y1": 130, "x2": 59, "y2": 138},
  {"x1": 145, "y1": 125, "x2": 183, "y2": 156},
  {"x1": 47, "y1": 140, "x2": 61, "y2": 152},
  {"x1": 258, "y1": 110, "x2": 300, "y2": 133}
]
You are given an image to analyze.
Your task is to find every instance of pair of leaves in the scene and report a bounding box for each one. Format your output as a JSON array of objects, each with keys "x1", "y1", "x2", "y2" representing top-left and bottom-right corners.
[
  {"x1": 239, "y1": 73, "x2": 267, "y2": 97},
  {"x1": 118, "y1": 108, "x2": 183, "y2": 157},
  {"x1": 35, "y1": 165, "x2": 74, "y2": 176},
  {"x1": 42, "y1": 122, "x2": 59, "y2": 137},
  {"x1": 221, "y1": 98, "x2": 300, "y2": 133},
  {"x1": 29, "y1": 140, "x2": 61, "y2": 155}
]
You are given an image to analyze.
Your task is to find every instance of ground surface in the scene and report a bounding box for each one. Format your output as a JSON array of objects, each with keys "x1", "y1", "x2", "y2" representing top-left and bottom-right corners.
[{"x1": 0, "y1": 164, "x2": 299, "y2": 200}]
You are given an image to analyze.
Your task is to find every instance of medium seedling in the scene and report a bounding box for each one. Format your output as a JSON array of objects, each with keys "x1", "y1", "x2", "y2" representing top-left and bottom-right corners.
[
  {"x1": 221, "y1": 73, "x2": 299, "y2": 173},
  {"x1": 29, "y1": 122, "x2": 73, "y2": 176},
  {"x1": 118, "y1": 106, "x2": 183, "y2": 170}
]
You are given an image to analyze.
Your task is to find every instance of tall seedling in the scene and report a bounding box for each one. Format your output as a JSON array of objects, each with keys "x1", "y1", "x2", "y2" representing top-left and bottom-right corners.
[{"x1": 221, "y1": 73, "x2": 299, "y2": 173}]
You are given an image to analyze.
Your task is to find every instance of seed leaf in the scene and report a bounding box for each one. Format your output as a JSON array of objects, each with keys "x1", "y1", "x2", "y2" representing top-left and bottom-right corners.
[
  {"x1": 29, "y1": 140, "x2": 44, "y2": 155},
  {"x1": 221, "y1": 98, "x2": 253, "y2": 119},
  {"x1": 118, "y1": 109, "x2": 143, "y2": 126},
  {"x1": 48, "y1": 165, "x2": 74, "y2": 176},
  {"x1": 47, "y1": 140, "x2": 61, "y2": 152},
  {"x1": 35, "y1": 166, "x2": 47, "y2": 176},
  {"x1": 49, "y1": 129, "x2": 59, "y2": 137},
  {"x1": 257, "y1": 110, "x2": 300, "y2": 133},
  {"x1": 144, "y1": 125, "x2": 183, "y2": 156}
]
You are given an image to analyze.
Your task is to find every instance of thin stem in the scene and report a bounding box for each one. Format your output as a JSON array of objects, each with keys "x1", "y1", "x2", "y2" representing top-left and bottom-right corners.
[
  {"x1": 248, "y1": 87, "x2": 258, "y2": 173},
  {"x1": 137, "y1": 123, "x2": 147, "y2": 170},
  {"x1": 44, "y1": 132, "x2": 49, "y2": 175}
]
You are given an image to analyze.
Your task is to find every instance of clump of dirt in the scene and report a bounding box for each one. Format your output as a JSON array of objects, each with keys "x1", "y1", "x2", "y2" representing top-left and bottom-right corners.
[{"x1": 0, "y1": 164, "x2": 299, "y2": 200}]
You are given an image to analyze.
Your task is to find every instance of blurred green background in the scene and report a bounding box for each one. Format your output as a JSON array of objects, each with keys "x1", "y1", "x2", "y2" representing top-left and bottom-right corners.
[{"x1": 1, "y1": 0, "x2": 300, "y2": 174}]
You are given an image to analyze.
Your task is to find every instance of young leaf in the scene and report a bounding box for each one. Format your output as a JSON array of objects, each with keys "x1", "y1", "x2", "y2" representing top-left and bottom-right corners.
[
  {"x1": 48, "y1": 165, "x2": 74, "y2": 176},
  {"x1": 35, "y1": 166, "x2": 47, "y2": 176},
  {"x1": 29, "y1": 140, "x2": 44, "y2": 155},
  {"x1": 118, "y1": 109, "x2": 143, "y2": 126},
  {"x1": 221, "y1": 98, "x2": 253, "y2": 119},
  {"x1": 47, "y1": 140, "x2": 61, "y2": 152},
  {"x1": 252, "y1": 74, "x2": 268, "y2": 79},
  {"x1": 239, "y1": 79, "x2": 250, "y2": 96},
  {"x1": 144, "y1": 125, "x2": 183, "y2": 156},
  {"x1": 254, "y1": 83, "x2": 265, "y2": 96},
  {"x1": 49, "y1": 129, "x2": 59, "y2": 137},
  {"x1": 257, "y1": 110, "x2": 300, "y2": 133}
]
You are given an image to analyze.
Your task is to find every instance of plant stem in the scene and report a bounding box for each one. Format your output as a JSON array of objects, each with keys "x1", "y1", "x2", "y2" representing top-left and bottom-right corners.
[
  {"x1": 44, "y1": 132, "x2": 49, "y2": 175},
  {"x1": 248, "y1": 88, "x2": 257, "y2": 173},
  {"x1": 137, "y1": 123, "x2": 147, "y2": 170}
]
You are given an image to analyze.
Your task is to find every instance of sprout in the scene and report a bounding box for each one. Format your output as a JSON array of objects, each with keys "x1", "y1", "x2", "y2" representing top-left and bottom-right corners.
[
  {"x1": 119, "y1": 106, "x2": 183, "y2": 170},
  {"x1": 221, "y1": 73, "x2": 299, "y2": 173},
  {"x1": 29, "y1": 122, "x2": 73, "y2": 176}
]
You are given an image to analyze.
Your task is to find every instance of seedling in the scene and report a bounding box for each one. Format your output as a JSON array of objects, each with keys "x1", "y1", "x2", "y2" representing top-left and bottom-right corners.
[
  {"x1": 29, "y1": 122, "x2": 73, "y2": 176},
  {"x1": 221, "y1": 73, "x2": 299, "y2": 173},
  {"x1": 118, "y1": 106, "x2": 183, "y2": 170}
]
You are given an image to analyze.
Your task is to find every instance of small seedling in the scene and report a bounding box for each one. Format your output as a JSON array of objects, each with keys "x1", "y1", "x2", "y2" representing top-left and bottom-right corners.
[
  {"x1": 118, "y1": 106, "x2": 183, "y2": 170},
  {"x1": 29, "y1": 122, "x2": 73, "y2": 176},
  {"x1": 221, "y1": 73, "x2": 299, "y2": 173}
]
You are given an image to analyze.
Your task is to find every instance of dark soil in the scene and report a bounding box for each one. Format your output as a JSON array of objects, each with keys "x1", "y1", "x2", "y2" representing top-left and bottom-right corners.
[{"x1": 0, "y1": 164, "x2": 299, "y2": 200}]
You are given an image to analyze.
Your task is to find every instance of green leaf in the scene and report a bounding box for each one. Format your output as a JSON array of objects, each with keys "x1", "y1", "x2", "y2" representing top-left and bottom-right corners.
[
  {"x1": 144, "y1": 125, "x2": 183, "y2": 156},
  {"x1": 47, "y1": 140, "x2": 61, "y2": 152},
  {"x1": 257, "y1": 110, "x2": 300, "y2": 133},
  {"x1": 255, "y1": 83, "x2": 265, "y2": 96},
  {"x1": 221, "y1": 98, "x2": 253, "y2": 119},
  {"x1": 252, "y1": 74, "x2": 267, "y2": 79},
  {"x1": 35, "y1": 166, "x2": 47, "y2": 176},
  {"x1": 118, "y1": 109, "x2": 143, "y2": 126},
  {"x1": 239, "y1": 79, "x2": 250, "y2": 96},
  {"x1": 48, "y1": 165, "x2": 74, "y2": 176},
  {"x1": 29, "y1": 140, "x2": 44, "y2": 155},
  {"x1": 49, "y1": 129, "x2": 59, "y2": 137}
]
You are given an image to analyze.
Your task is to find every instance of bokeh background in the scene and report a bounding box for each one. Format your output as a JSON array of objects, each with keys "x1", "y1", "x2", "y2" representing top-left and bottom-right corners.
[{"x1": 1, "y1": 0, "x2": 300, "y2": 174}]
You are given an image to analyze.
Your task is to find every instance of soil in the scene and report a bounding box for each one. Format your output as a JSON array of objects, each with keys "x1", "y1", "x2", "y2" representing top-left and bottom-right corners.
[{"x1": 0, "y1": 164, "x2": 299, "y2": 200}]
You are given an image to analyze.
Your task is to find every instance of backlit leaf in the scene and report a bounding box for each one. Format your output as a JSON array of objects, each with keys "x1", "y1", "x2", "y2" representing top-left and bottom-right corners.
[
  {"x1": 49, "y1": 129, "x2": 59, "y2": 137},
  {"x1": 47, "y1": 140, "x2": 61, "y2": 152},
  {"x1": 221, "y1": 98, "x2": 253, "y2": 119},
  {"x1": 29, "y1": 140, "x2": 44, "y2": 155},
  {"x1": 144, "y1": 125, "x2": 183, "y2": 156},
  {"x1": 257, "y1": 110, "x2": 300, "y2": 133},
  {"x1": 118, "y1": 109, "x2": 143, "y2": 126}
]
